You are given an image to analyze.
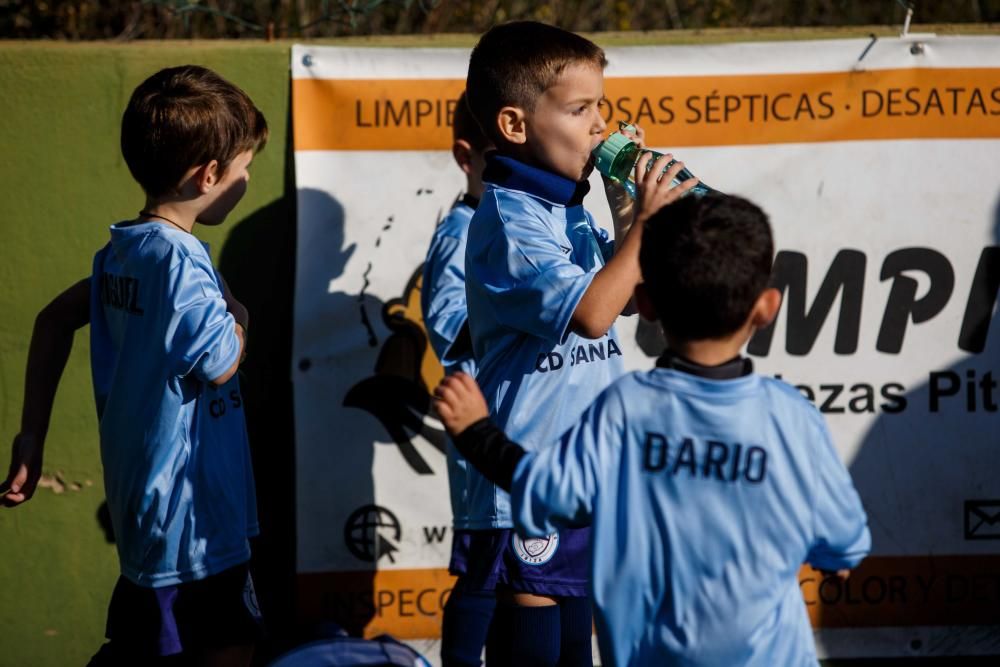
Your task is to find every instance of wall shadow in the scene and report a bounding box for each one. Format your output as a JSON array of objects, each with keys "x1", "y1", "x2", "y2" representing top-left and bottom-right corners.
[
  {"x1": 217, "y1": 97, "x2": 304, "y2": 657},
  {"x1": 290, "y1": 186, "x2": 451, "y2": 638},
  {"x1": 218, "y1": 195, "x2": 300, "y2": 654},
  {"x1": 820, "y1": 195, "x2": 1000, "y2": 659},
  {"x1": 288, "y1": 186, "x2": 380, "y2": 639}
]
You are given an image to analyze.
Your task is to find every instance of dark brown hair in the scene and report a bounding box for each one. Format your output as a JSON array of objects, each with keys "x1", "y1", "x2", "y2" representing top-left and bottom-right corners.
[
  {"x1": 466, "y1": 21, "x2": 606, "y2": 144},
  {"x1": 121, "y1": 65, "x2": 268, "y2": 198},
  {"x1": 452, "y1": 91, "x2": 489, "y2": 151}
]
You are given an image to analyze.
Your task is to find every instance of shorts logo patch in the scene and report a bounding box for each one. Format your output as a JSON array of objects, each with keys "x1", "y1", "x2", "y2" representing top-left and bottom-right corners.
[
  {"x1": 511, "y1": 532, "x2": 559, "y2": 565},
  {"x1": 243, "y1": 573, "x2": 263, "y2": 620}
]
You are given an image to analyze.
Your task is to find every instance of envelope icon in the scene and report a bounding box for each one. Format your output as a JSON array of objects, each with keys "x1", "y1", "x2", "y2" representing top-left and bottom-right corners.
[{"x1": 965, "y1": 500, "x2": 1000, "y2": 540}]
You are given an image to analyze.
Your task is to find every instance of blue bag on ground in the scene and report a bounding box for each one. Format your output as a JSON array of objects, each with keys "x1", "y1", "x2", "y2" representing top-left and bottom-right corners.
[{"x1": 267, "y1": 633, "x2": 430, "y2": 667}]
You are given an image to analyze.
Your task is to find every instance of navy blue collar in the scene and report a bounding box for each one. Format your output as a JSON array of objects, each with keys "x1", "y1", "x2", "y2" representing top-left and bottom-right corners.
[{"x1": 483, "y1": 153, "x2": 590, "y2": 207}]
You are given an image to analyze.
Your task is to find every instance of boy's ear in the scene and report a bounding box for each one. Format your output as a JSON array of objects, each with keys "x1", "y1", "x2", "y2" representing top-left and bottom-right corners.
[
  {"x1": 497, "y1": 106, "x2": 527, "y2": 145},
  {"x1": 634, "y1": 283, "x2": 659, "y2": 322},
  {"x1": 452, "y1": 139, "x2": 474, "y2": 175},
  {"x1": 750, "y1": 287, "x2": 782, "y2": 329},
  {"x1": 193, "y1": 159, "x2": 221, "y2": 194}
]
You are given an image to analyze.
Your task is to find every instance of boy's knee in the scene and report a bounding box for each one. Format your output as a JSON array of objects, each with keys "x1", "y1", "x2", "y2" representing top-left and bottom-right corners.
[{"x1": 497, "y1": 589, "x2": 558, "y2": 608}]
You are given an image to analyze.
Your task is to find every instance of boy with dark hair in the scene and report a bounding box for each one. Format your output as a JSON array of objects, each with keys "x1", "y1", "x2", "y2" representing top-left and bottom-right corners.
[
  {"x1": 419, "y1": 92, "x2": 497, "y2": 666},
  {"x1": 436, "y1": 194, "x2": 872, "y2": 667},
  {"x1": 458, "y1": 20, "x2": 695, "y2": 666},
  {"x1": 2, "y1": 64, "x2": 267, "y2": 666}
]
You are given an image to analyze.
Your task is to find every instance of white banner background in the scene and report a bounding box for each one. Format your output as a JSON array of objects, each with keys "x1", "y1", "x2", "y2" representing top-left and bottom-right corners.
[{"x1": 292, "y1": 38, "x2": 1000, "y2": 658}]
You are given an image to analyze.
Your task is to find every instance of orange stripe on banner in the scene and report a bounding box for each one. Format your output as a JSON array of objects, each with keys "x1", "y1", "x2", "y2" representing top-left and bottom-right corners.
[
  {"x1": 294, "y1": 79, "x2": 466, "y2": 151},
  {"x1": 298, "y1": 568, "x2": 457, "y2": 639},
  {"x1": 298, "y1": 555, "x2": 1000, "y2": 639},
  {"x1": 293, "y1": 68, "x2": 1000, "y2": 151},
  {"x1": 800, "y1": 555, "x2": 1000, "y2": 628}
]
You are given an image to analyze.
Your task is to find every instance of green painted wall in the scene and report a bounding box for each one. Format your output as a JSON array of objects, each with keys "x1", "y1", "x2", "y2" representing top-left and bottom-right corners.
[{"x1": 0, "y1": 42, "x2": 292, "y2": 665}]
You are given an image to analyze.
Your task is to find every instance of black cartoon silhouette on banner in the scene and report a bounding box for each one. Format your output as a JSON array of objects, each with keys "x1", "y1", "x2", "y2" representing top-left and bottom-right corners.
[{"x1": 344, "y1": 266, "x2": 448, "y2": 474}]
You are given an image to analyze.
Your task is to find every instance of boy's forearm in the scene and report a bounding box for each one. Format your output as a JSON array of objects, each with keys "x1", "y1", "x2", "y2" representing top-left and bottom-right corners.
[
  {"x1": 605, "y1": 181, "x2": 635, "y2": 242},
  {"x1": 21, "y1": 324, "x2": 75, "y2": 444},
  {"x1": 453, "y1": 419, "x2": 526, "y2": 492},
  {"x1": 210, "y1": 323, "x2": 245, "y2": 387},
  {"x1": 21, "y1": 280, "x2": 90, "y2": 441},
  {"x1": 571, "y1": 218, "x2": 644, "y2": 338},
  {"x1": 4, "y1": 282, "x2": 87, "y2": 505},
  {"x1": 218, "y1": 274, "x2": 249, "y2": 332}
]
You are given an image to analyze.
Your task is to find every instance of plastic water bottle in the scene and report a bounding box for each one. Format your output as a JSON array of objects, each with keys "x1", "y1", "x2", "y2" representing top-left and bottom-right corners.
[{"x1": 592, "y1": 122, "x2": 718, "y2": 198}]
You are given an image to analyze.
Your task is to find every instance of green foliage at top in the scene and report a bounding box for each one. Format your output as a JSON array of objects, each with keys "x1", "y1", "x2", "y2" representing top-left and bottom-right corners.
[{"x1": 0, "y1": 0, "x2": 997, "y2": 40}]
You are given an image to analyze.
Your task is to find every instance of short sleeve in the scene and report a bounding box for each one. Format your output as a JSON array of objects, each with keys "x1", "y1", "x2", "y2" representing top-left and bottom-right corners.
[
  {"x1": 166, "y1": 255, "x2": 240, "y2": 382},
  {"x1": 806, "y1": 417, "x2": 872, "y2": 571},
  {"x1": 422, "y1": 232, "x2": 470, "y2": 365},
  {"x1": 510, "y1": 389, "x2": 619, "y2": 536},
  {"x1": 473, "y1": 203, "x2": 594, "y2": 344}
]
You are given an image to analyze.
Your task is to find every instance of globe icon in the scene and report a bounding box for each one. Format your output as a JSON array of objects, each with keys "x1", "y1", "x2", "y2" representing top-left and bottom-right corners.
[{"x1": 344, "y1": 504, "x2": 402, "y2": 563}]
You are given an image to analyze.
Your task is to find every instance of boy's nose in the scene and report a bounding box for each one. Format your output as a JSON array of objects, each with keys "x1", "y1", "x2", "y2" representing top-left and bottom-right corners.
[{"x1": 593, "y1": 108, "x2": 608, "y2": 134}]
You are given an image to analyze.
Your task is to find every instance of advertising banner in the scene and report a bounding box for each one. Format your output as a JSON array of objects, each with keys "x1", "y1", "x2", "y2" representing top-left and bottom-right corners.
[{"x1": 291, "y1": 37, "x2": 1000, "y2": 658}]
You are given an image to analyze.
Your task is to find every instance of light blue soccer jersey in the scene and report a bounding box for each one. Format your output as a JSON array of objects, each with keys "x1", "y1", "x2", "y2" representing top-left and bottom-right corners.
[
  {"x1": 464, "y1": 155, "x2": 626, "y2": 528},
  {"x1": 90, "y1": 221, "x2": 259, "y2": 588},
  {"x1": 510, "y1": 368, "x2": 871, "y2": 667},
  {"x1": 421, "y1": 196, "x2": 478, "y2": 528}
]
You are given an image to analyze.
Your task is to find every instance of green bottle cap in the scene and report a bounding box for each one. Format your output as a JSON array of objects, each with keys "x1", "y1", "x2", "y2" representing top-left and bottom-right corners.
[{"x1": 592, "y1": 131, "x2": 635, "y2": 177}]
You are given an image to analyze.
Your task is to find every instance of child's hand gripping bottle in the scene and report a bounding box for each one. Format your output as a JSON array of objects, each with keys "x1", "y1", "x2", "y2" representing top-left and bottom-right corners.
[{"x1": 592, "y1": 122, "x2": 719, "y2": 198}]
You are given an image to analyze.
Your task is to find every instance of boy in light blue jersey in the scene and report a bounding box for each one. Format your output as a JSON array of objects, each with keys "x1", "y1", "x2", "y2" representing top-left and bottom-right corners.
[
  {"x1": 421, "y1": 92, "x2": 491, "y2": 531},
  {"x1": 436, "y1": 194, "x2": 872, "y2": 667},
  {"x1": 460, "y1": 20, "x2": 696, "y2": 666},
  {"x1": 2, "y1": 65, "x2": 268, "y2": 666},
  {"x1": 419, "y1": 92, "x2": 497, "y2": 666}
]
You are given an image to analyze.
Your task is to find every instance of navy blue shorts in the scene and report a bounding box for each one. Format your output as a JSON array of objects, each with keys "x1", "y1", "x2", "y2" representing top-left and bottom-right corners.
[
  {"x1": 449, "y1": 527, "x2": 591, "y2": 598},
  {"x1": 99, "y1": 563, "x2": 263, "y2": 659}
]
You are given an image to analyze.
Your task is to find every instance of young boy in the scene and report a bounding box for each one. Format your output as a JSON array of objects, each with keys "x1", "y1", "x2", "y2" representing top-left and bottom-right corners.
[
  {"x1": 419, "y1": 92, "x2": 498, "y2": 666},
  {"x1": 2, "y1": 65, "x2": 267, "y2": 666},
  {"x1": 436, "y1": 194, "x2": 872, "y2": 667},
  {"x1": 458, "y1": 20, "x2": 695, "y2": 665}
]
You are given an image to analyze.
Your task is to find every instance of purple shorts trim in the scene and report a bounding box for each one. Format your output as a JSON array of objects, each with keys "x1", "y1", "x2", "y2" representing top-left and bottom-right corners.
[
  {"x1": 103, "y1": 562, "x2": 262, "y2": 657},
  {"x1": 449, "y1": 527, "x2": 591, "y2": 598}
]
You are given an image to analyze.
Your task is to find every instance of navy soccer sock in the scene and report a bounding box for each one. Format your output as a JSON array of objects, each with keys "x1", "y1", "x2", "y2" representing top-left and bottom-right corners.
[
  {"x1": 486, "y1": 602, "x2": 561, "y2": 667},
  {"x1": 557, "y1": 597, "x2": 594, "y2": 666},
  {"x1": 441, "y1": 583, "x2": 496, "y2": 667}
]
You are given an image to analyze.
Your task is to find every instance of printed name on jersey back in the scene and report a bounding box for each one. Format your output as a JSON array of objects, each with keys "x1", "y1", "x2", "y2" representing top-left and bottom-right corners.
[
  {"x1": 100, "y1": 272, "x2": 144, "y2": 315},
  {"x1": 534, "y1": 338, "x2": 623, "y2": 373},
  {"x1": 642, "y1": 432, "x2": 768, "y2": 484}
]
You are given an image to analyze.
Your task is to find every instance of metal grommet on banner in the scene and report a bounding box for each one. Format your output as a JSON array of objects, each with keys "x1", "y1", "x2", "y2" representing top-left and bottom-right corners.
[
  {"x1": 897, "y1": 0, "x2": 935, "y2": 56},
  {"x1": 302, "y1": 53, "x2": 314, "y2": 68}
]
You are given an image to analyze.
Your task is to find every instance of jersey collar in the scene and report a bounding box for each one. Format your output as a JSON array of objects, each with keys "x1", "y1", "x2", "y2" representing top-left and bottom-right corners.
[
  {"x1": 459, "y1": 193, "x2": 480, "y2": 210},
  {"x1": 656, "y1": 349, "x2": 753, "y2": 380},
  {"x1": 483, "y1": 153, "x2": 590, "y2": 207}
]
